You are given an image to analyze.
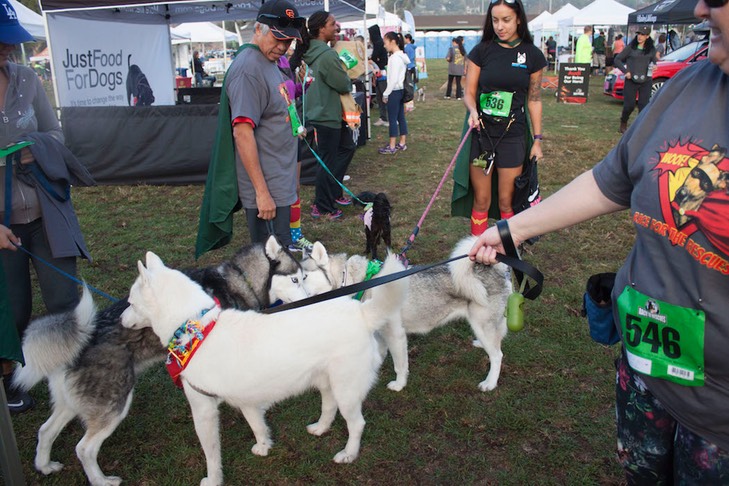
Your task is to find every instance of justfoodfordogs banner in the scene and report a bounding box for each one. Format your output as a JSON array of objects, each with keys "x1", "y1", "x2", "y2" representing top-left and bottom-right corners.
[{"x1": 47, "y1": 15, "x2": 175, "y2": 107}]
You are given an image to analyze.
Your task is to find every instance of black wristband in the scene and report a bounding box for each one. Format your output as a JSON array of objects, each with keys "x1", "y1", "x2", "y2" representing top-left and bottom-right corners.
[{"x1": 496, "y1": 219, "x2": 519, "y2": 259}]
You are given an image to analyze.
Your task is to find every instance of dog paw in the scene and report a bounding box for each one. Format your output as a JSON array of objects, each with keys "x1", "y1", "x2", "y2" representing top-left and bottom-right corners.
[
  {"x1": 200, "y1": 477, "x2": 223, "y2": 486},
  {"x1": 306, "y1": 422, "x2": 330, "y2": 436},
  {"x1": 88, "y1": 475, "x2": 122, "y2": 486},
  {"x1": 386, "y1": 380, "x2": 405, "y2": 392},
  {"x1": 251, "y1": 442, "x2": 272, "y2": 456},
  {"x1": 36, "y1": 461, "x2": 64, "y2": 475},
  {"x1": 478, "y1": 379, "x2": 498, "y2": 392},
  {"x1": 472, "y1": 339, "x2": 484, "y2": 349},
  {"x1": 333, "y1": 450, "x2": 358, "y2": 463}
]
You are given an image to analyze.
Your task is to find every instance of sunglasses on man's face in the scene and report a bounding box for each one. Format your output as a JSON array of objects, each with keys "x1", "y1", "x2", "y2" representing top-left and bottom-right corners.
[
  {"x1": 258, "y1": 13, "x2": 305, "y2": 30},
  {"x1": 704, "y1": 0, "x2": 728, "y2": 8}
]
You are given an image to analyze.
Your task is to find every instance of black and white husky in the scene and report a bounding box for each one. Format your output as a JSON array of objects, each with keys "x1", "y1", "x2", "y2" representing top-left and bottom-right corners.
[
  {"x1": 13, "y1": 236, "x2": 310, "y2": 486},
  {"x1": 301, "y1": 235, "x2": 512, "y2": 393},
  {"x1": 120, "y1": 251, "x2": 408, "y2": 485}
]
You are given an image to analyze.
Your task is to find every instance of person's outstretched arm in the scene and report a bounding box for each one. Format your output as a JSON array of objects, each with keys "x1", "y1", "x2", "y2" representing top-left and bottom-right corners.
[{"x1": 469, "y1": 169, "x2": 627, "y2": 263}]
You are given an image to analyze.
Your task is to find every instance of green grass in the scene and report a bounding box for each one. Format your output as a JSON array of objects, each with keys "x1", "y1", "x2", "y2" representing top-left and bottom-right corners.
[{"x1": 8, "y1": 60, "x2": 633, "y2": 485}]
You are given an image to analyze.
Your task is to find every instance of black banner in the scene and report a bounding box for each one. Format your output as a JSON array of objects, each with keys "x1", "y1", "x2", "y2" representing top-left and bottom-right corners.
[{"x1": 557, "y1": 63, "x2": 590, "y2": 104}]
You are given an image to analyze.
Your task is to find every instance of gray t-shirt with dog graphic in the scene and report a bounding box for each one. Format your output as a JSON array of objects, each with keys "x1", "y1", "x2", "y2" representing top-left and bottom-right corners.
[{"x1": 592, "y1": 60, "x2": 729, "y2": 451}]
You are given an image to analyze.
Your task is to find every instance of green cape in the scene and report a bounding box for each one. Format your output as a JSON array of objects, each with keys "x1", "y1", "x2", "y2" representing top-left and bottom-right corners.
[
  {"x1": 195, "y1": 45, "x2": 256, "y2": 259},
  {"x1": 451, "y1": 111, "x2": 533, "y2": 220},
  {"x1": 0, "y1": 264, "x2": 22, "y2": 364}
]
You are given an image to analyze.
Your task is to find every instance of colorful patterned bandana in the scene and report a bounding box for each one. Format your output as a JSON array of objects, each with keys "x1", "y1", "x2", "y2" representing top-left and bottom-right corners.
[{"x1": 166, "y1": 298, "x2": 221, "y2": 388}]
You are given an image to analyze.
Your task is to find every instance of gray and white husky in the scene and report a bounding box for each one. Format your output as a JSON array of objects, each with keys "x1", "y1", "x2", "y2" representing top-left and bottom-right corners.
[
  {"x1": 120, "y1": 251, "x2": 408, "y2": 484},
  {"x1": 13, "y1": 236, "x2": 311, "y2": 486},
  {"x1": 301, "y1": 235, "x2": 512, "y2": 392}
]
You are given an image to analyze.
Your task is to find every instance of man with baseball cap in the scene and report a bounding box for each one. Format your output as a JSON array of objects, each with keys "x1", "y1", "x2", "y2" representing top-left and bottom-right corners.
[{"x1": 197, "y1": 0, "x2": 305, "y2": 253}]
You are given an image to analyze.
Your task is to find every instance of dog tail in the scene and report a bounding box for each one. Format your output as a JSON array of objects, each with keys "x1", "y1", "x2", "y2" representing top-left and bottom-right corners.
[
  {"x1": 360, "y1": 253, "x2": 408, "y2": 332},
  {"x1": 448, "y1": 235, "x2": 509, "y2": 307},
  {"x1": 13, "y1": 286, "x2": 97, "y2": 391}
]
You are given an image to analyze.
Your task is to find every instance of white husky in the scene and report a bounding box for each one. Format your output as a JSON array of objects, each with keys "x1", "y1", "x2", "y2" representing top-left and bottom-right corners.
[
  {"x1": 301, "y1": 236, "x2": 512, "y2": 392},
  {"x1": 121, "y1": 252, "x2": 408, "y2": 485}
]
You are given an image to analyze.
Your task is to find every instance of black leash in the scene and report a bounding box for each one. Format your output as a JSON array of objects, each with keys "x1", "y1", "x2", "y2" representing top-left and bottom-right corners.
[
  {"x1": 262, "y1": 251, "x2": 543, "y2": 315},
  {"x1": 496, "y1": 219, "x2": 541, "y2": 300}
]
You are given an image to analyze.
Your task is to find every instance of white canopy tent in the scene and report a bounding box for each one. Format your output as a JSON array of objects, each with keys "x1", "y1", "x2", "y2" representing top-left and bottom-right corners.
[
  {"x1": 528, "y1": 10, "x2": 554, "y2": 31},
  {"x1": 339, "y1": 10, "x2": 401, "y2": 33},
  {"x1": 10, "y1": 0, "x2": 45, "y2": 40},
  {"x1": 558, "y1": 0, "x2": 634, "y2": 28},
  {"x1": 170, "y1": 22, "x2": 238, "y2": 44}
]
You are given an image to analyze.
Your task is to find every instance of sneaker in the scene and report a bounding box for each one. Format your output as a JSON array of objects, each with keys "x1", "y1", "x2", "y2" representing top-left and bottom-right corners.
[
  {"x1": 373, "y1": 119, "x2": 388, "y2": 126},
  {"x1": 444, "y1": 96, "x2": 451, "y2": 99},
  {"x1": 395, "y1": 143, "x2": 407, "y2": 152},
  {"x1": 335, "y1": 196, "x2": 352, "y2": 206},
  {"x1": 289, "y1": 236, "x2": 315, "y2": 253},
  {"x1": 378, "y1": 145, "x2": 398, "y2": 155},
  {"x1": 5, "y1": 386, "x2": 34, "y2": 414},
  {"x1": 311, "y1": 205, "x2": 343, "y2": 221},
  {"x1": 310, "y1": 204, "x2": 322, "y2": 219}
]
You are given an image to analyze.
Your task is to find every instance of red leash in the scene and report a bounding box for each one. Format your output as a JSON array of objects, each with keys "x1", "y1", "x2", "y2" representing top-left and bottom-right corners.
[{"x1": 399, "y1": 125, "x2": 474, "y2": 256}]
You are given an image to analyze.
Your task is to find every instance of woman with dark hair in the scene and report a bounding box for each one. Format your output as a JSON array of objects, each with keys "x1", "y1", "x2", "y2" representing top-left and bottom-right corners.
[
  {"x1": 613, "y1": 26, "x2": 659, "y2": 133},
  {"x1": 293, "y1": 10, "x2": 356, "y2": 220},
  {"x1": 379, "y1": 32, "x2": 410, "y2": 154},
  {"x1": 452, "y1": 0, "x2": 546, "y2": 236},
  {"x1": 445, "y1": 36, "x2": 467, "y2": 99}
]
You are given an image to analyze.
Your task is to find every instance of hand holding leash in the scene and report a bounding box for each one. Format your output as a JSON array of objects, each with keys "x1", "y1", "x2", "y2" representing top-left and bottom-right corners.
[{"x1": 0, "y1": 224, "x2": 20, "y2": 251}]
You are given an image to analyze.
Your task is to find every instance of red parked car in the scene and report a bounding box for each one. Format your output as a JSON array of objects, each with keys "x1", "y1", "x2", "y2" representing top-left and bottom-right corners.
[{"x1": 604, "y1": 40, "x2": 709, "y2": 100}]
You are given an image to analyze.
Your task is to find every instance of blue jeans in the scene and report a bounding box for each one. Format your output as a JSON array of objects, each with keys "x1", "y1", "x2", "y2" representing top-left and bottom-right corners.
[
  {"x1": 1, "y1": 218, "x2": 79, "y2": 337},
  {"x1": 386, "y1": 89, "x2": 408, "y2": 139}
]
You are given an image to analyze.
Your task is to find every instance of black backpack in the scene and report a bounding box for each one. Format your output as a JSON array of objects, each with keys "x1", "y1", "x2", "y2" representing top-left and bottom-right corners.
[{"x1": 402, "y1": 67, "x2": 415, "y2": 104}]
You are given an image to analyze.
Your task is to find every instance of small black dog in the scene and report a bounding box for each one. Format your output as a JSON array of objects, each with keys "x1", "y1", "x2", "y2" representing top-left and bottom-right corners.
[
  {"x1": 126, "y1": 54, "x2": 155, "y2": 107},
  {"x1": 360, "y1": 192, "x2": 392, "y2": 261}
]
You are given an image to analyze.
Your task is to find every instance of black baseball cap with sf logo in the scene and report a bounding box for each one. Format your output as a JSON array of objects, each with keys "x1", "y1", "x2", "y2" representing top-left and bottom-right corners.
[{"x1": 257, "y1": 0, "x2": 304, "y2": 41}]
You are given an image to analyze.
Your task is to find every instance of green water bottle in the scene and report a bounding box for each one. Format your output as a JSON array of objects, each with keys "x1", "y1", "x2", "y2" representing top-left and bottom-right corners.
[{"x1": 288, "y1": 104, "x2": 304, "y2": 137}]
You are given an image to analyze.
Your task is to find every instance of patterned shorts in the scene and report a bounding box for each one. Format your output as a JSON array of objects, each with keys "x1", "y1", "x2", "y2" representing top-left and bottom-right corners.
[{"x1": 615, "y1": 357, "x2": 729, "y2": 485}]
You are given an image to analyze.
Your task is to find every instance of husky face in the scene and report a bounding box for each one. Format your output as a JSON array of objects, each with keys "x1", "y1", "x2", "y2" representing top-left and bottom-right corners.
[
  {"x1": 121, "y1": 252, "x2": 214, "y2": 344},
  {"x1": 300, "y1": 242, "x2": 337, "y2": 297}
]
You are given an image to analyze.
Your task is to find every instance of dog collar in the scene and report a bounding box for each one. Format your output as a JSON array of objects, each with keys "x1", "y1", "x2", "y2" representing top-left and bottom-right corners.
[
  {"x1": 354, "y1": 260, "x2": 383, "y2": 301},
  {"x1": 166, "y1": 297, "x2": 221, "y2": 389}
]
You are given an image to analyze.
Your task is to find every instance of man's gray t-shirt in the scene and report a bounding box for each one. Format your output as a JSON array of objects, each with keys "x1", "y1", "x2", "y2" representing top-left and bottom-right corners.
[
  {"x1": 226, "y1": 46, "x2": 297, "y2": 209},
  {"x1": 592, "y1": 61, "x2": 729, "y2": 450}
]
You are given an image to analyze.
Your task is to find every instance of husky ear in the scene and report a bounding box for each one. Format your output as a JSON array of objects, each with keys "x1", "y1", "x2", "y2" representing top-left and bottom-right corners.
[
  {"x1": 137, "y1": 260, "x2": 151, "y2": 285},
  {"x1": 264, "y1": 235, "x2": 283, "y2": 260},
  {"x1": 145, "y1": 251, "x2": 165, "y2": 271},
  {"x1": 310, "y1": 241, "x2": 329, "y2": 266}
]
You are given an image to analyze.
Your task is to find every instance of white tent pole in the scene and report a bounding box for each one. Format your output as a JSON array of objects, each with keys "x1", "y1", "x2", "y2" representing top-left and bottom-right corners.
[
  {"x1": 324, "y1": 0, "x2": 329, "y2": 11},
  {"x1": 222, "y1": 20, "x2": 227, "y2": 75},
  {"x1": 42, "y1": 11, "x2": 61, "y2": 110}
]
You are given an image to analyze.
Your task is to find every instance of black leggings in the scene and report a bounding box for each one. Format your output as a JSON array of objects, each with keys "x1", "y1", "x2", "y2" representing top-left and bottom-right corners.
[
  {"x1": 446, "y1": 75, "x2": 463, "y2": 98},
  {"x1": 621, "y1": 78, "x2": 652, "y2": 123}
]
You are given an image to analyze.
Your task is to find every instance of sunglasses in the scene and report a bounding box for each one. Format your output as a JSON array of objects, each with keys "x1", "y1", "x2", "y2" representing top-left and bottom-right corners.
[
  {"x1": 704, "y1": 0, "x2": 728, "y2": 8},
  {"x1": 258, "y1": 13, "x2": 305, "y2": 30},
  {"x1": 490, "y1": 0, "x2": 519, "y2": 5}
]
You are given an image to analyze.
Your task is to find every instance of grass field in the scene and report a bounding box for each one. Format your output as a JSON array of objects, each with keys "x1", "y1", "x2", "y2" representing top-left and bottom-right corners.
[{"x1": 7, "y1": 59, "x2": 635, "y2": 485}]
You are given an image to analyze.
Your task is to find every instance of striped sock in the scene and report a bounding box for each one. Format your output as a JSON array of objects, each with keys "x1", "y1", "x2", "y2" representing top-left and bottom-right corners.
[
  {"x1": 290, "y1": 198, "x2": 302, "y2": 242},
  {"x1": 470, "y1": 210, "x2": 489, "y2": 236}
]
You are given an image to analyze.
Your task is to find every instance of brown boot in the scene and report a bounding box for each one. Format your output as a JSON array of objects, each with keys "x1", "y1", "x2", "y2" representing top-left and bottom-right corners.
[{"x1": 619, "y1": 121, "x2": 627, "y2": 134}]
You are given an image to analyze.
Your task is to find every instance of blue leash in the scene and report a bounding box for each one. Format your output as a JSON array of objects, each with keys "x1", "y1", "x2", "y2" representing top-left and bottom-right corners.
[
  {"x1": 11, "y1": 242, "x2": 120, "y2": 303},
  {"x1": 4, "y1": 149, "x2": 118, "y2": 303},
  {"x1": 304, "y1": 138, "x2": 367, "y2": 206}
]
